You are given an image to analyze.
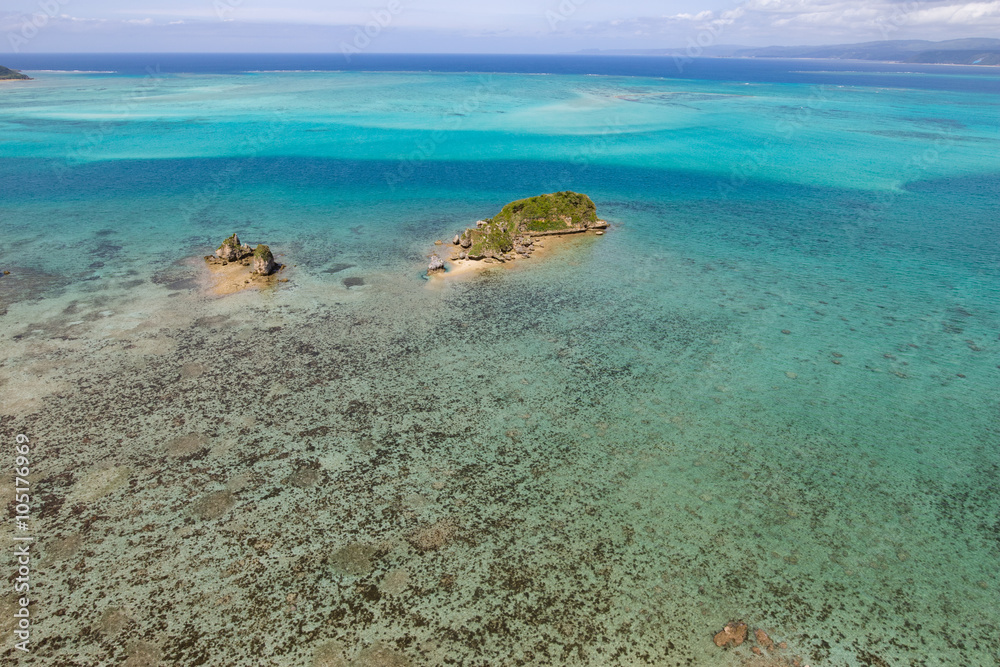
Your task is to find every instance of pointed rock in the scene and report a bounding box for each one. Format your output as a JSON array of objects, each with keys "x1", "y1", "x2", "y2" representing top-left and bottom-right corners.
[
  {"x1": 252, "y1": 244, "x2": 277, "y2": 276},
  {"x1": 216, "y1": 233, "x2": 253, "y2": 262}
]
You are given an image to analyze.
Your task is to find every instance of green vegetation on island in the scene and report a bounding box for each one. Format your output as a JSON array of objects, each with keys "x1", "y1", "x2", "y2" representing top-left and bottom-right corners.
[
  {"x1": 430, "y1": 192, "x2": 608, "y2": 272},
  {"x1": 466, "y1": 219, "x2": 517, "y2": 259},
  {"x1": 467, "y1": 191, "x2": 602, "y2": 258},
  {"x1": 207, "y1": 233, "x2": 280, "y2": 280},
  {"x1": 251, "y1": 244, "x2": 277, "y2": 275},
  {"x1": 491, "y1": 191, "x2": 598, "y2": 232},
  {"x1": 0, "y1": 66, "x2": 30, "y2": 81},
  {"x1": 216, "y1": 233, "x2": 253, "y2": 261}
]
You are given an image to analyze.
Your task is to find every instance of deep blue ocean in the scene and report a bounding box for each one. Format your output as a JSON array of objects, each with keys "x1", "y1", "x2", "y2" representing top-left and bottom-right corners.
[
  {"x1": 1, "y1": 54, "x2": 997, "y2": 666},
  {"x1": 6, "y1": 52, "x2": 1000, "y2": 91}
]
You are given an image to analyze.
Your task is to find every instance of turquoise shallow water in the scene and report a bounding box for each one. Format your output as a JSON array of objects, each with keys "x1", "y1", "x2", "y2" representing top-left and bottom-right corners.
[{"x1": 0, "y1": 61, "x2": 998, "y2": 666}]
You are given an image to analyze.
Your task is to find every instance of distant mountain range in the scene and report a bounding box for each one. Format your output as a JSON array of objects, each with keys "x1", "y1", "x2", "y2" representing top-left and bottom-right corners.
[{"x1": 580, "y1": 38, "x2": 1000, "y2": 66}]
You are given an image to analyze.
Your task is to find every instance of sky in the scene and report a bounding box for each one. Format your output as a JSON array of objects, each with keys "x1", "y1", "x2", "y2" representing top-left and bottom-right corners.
[{"x1": 2, "y1": 0, "x2": 999, "y2": 54}]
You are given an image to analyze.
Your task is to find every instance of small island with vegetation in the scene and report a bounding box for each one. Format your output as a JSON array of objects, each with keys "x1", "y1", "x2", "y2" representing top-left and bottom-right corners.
[
  {"x1": 203, "y1": 232, "x2": 286, "y2": 294},
  {"x1": 0, "y1": 66, "x2": 30, "y2": 81},
  {"x1": 428, "y1": 191, "x2": 608, "y2": 275}
]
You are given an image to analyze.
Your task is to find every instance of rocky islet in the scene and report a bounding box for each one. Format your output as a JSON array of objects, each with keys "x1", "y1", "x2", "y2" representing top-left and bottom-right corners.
[
  {"x1": 205, "y1": 233, "x2": 280, "y2": 276},
  {"x1": 428, "y1": 191, "x2": 609, "y2": 274}
]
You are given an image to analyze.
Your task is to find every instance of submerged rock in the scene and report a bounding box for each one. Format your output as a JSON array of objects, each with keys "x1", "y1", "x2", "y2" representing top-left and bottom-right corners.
[
  {"x1": 427, "y1": 254, "x2": 445, "y2": 274},
  {"x1": 407, "y1": 519, "x2": 458, "y2": 551},
  {"x1": 252, "y1": 244, "x2": 277, "y2": 276},
  {"x1": 714, "y1": 621, "x2": 748, "y2": 647},
  {"x1": 216, "y1": 233, "x2": 253, "y2": 262}
]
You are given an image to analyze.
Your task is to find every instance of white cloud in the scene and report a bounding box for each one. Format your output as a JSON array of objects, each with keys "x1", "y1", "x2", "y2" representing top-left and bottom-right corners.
[
  {"x1": 574, "y1": 0, "x2": 1000, "y2": 42},
  {"x1": 742, "y1": 0, "x2": 1000, "y2": 29},
  {"x1": 3, "y1": 1, "x2": 997, "y2": 52},
  {"x1": 906, "y1": 0, "x2": 1000, "y2": 24},
  {"x1": 668, "y1": 11, "x2": 716, "y2": 21},
  {"x1": 60, "y1": 15, "x2": 105, "y2": 23}
]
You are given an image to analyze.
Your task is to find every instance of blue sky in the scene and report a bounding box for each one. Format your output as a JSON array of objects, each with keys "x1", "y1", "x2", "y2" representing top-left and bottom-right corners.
[{"x1": 2, "y1": 0, "x2": 998, "y2": 53}]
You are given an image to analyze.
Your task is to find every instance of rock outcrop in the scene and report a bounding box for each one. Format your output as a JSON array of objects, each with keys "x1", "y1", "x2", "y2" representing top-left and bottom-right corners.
[
  {"x1": 427, "y1": 254, "x2": 445, "y2": 274},
  {"x1": 216, "y1": 233, "x2": 253, "y2": 262},
  {"x1": 712, "y1": 622, "x2": 802, "y2": 664},
  {"x1": 713, "y1": 621, "x2": 749, "y2": 647},
  {"x1": 431, "y1": 192, "x2": 608, "y2": 274},
  {"x1": 754, "y1": 628, "x2": 774, "y2": 650},
  {"x1": 204, "y1": 233, "x2": 283, "y2": 292},
  {"x1": 252, "y1": 244, "x2": 277, "y2": 276}
]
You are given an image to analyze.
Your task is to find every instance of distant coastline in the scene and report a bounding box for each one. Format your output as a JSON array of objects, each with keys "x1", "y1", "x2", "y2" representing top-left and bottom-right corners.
[
  {"x1": 578, "y1": 54, "x2": 1000, "y2": 69},
  {"x1": 735, "y1": 55, "x2": 999, "y2": 68},
  {"x1": 578, "y1": 38, "x2": 1000, "y2": 67},
  {"x1": 725, "y1": 55, "x2": 999, "y2": 68},
  {"x1": 3, "y1": 53, "x2": 1000, "y2": 83}
]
